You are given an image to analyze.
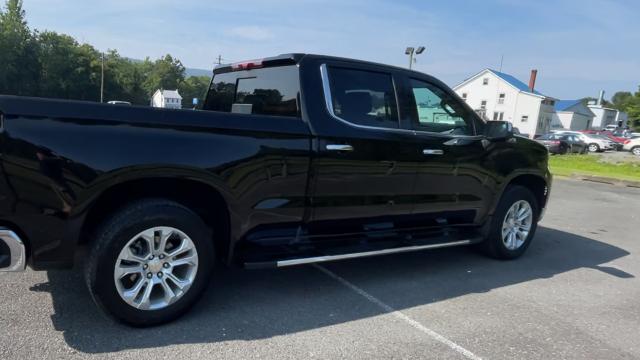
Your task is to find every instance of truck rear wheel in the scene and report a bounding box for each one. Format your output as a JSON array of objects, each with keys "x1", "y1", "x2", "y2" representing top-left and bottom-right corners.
[
  {"x1": 481, "y1": 185, "x2": 539, "y2": 260},
  {"x1": 85, "y1": 199, "x2": 214, "y2": 326}
]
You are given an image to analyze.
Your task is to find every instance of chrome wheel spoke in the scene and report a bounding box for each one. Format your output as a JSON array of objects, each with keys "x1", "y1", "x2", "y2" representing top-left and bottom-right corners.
[
  {"x1": 167, "y1": 238, "x2": 192, "y2": 257},
  {"x1": 138, "y1": 280, "x2": 155, "y2": 310},
  {"x1": 170, "y1": 253, "x2": 198, "y2": 267},
  {"x1": 139, "y1": 229, "x2": 156, "y2": 255},
  {"x1": 115, "y1": 264, "x2": 143, "y2": 279},
  {"x1": 158, "y1": 229, "x2": 172, "y2": 254},
  {"x1": 166, "y1": 272, "x2": 190, "y2": 291},
  {"x1": 122, "y1": 278, "x2": 146, "y2": 302},
  {"x1": 160, "y1": 278, "x2": 176, "y2": 305},
  {"x1": 121, "y1": 246, "x2": 147, "y2": 264}
]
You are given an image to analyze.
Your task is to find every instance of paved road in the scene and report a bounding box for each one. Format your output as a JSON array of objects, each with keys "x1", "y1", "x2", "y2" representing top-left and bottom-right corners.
[{"x1": 1, "y1": 179, "x2": 639, "y2": 359}]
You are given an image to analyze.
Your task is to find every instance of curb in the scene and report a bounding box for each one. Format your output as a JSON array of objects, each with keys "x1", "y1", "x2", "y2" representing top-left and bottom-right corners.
[{"x1": 567, "y1": 174, "x2": 640, "y2": 188}]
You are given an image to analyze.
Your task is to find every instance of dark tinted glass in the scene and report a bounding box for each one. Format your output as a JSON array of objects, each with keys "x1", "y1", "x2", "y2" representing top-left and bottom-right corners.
[
  {"x1": 203, "y1": 65, "x2": 300, "y2": 117},
  {"x1": 328, "y1": 67, "x2": 399, "y2": 128},
  {"x1": 409, "y1": 79, "x2": 473, "y2": 135}
]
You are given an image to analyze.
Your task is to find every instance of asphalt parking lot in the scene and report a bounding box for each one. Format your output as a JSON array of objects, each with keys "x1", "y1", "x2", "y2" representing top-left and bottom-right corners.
[{"x1": 1, "y1": 178, "x2": 639, "y2": 359}]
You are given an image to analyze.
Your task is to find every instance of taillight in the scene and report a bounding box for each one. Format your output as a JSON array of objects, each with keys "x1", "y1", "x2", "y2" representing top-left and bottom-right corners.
[
  {"x1": 550, "y1": 140, "x2": 560, "y2": 144},
  {"x1": 231, "y1": 59, "x2": 264, "y2": 71},
  {"x1": 624, "y1": 140, "x2": 631, "y2": 144}
]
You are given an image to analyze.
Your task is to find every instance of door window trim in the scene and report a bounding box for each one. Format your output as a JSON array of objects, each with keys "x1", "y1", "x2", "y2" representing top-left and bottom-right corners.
[{"x1": 320, "y1": 64, "x2": 481, "y2": 138}]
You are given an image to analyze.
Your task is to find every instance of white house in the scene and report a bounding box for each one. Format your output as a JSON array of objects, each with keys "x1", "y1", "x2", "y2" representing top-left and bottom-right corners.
[
  {"x1": 453, "y1": 69, "x2": 556, "y2": 138},
  {"x1": 550, "y1": 100, "x2": 595, "y2": 131},
  {"x1": 588, "y1": 103, "x2": 619, "y2": 130},
  {"x1": 151, "y1": 89, "x2": 183, "y2": 109}
]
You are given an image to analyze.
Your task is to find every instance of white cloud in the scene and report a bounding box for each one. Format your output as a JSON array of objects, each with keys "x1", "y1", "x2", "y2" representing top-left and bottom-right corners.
[{"x1": 225, "y1": 26, "x2": 275, "y2": 41}]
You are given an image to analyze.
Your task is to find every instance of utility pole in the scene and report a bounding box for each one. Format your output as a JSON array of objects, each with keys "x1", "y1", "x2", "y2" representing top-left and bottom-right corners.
[{"x1": 100, "y1": 52, "x2": 105, "y2": 103}]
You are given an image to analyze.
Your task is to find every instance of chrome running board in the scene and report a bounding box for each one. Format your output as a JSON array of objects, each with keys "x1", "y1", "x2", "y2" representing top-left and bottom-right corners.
[{"x1": 268, "y1": 239, "x2": 475, "y2": 268}]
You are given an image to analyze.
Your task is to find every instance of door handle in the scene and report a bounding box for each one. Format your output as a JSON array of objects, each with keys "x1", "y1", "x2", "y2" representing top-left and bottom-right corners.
[
  {"x1": 423, "y1": 149, "x2": 444, "y2": 155},
  {"x1": 326, "y1": 144, "x2": 354, "y2": 152}
]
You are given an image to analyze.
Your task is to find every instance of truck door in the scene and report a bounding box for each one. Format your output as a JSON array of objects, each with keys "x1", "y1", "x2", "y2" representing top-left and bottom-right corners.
[
  {"x1": 306, "y1": 62, "x2": 419, "y2": 237},
  {"x1": 401, "y1": 76, "x2": 493, "y2": 226}
]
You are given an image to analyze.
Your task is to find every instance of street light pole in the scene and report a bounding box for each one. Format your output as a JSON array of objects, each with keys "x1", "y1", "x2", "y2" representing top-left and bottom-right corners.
[
  {"x1": 100, "y1": 52, "x2": 105, "y2": 103},
  {"x1": 405, "y1": 46, "x2": 426, "y2": 70}
]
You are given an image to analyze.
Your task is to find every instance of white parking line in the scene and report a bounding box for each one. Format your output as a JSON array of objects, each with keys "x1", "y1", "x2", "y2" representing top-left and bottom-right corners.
[{"x1": 314, "y1": 264, "x2": 483, "y2": 360}]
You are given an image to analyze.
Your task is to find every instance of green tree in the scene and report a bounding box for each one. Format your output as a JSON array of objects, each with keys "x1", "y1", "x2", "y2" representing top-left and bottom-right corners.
[
  {"x1": 0, "y1": 0, "x2": 39, "y2": 95},
  {"x1": 627, "y1": 89, "x2": 640, "y2": 131},
  {"x1": 178, "y1": 75, "x2": 211, "y2": 108},
  {"x1": 610, "y1": 91, "x2": 633, "y2": 111},
  {"x1": 37, "y1": 31, "x2": 101, "y2": 100},
  {"x1": 142, "y1": 54, "x2": 185, "y2": 97}
]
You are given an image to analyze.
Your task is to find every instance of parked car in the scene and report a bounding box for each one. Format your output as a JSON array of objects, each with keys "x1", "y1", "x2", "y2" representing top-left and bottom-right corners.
[
  {"x1": 0, "y1": 54, "x2": 552, "y2": 326},
  {"x1": 107, "y1": 100, "x2": 132, "y2": 105},
  {"x1": 581, "y1": 130, "x2": 628, "y2": 151},
  {"x1": 536, "y1": 133, "x2": 587, "y2": 154},
  {"x1": 623, "y1": 137, "x2": 640, "y2": 156},
  {"x1": 553, "y1": 130, "x2": 614, "y2": 152}
]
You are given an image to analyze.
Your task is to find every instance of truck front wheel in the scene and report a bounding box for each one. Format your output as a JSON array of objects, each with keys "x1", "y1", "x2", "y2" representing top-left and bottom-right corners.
[
  {"x1": 481, "y1": 185, "x2": 539, "y2": 260},
  {"x1": 85, "y1": 199, "x2": 214, "y2": 326}
]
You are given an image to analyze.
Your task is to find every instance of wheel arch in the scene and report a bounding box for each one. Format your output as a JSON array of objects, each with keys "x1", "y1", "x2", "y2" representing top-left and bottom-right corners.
[
  {"x1": 489, "y1": 172, "x2": 550, "y2": 222},
  {"x1": 78, "y1": 176, "x2": 233, "y2": 264}
]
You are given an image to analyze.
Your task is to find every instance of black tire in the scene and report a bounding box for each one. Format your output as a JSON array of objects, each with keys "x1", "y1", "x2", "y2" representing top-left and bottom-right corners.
[
  {"x1": 480, "y1": 185, "x2": 539, "y2": 260},
  {"x1": 85, "y1": 199, "x2": 214, "y2": 327},
  {"x1": 632, "y1": 146, "x2": 640, "y2": 157},
  {"x1": 559, "y1": 144, "x2": 569, "y2": 155},
  {"x1": 588, "y1": 143, "x2": 600, "y2": 153}
]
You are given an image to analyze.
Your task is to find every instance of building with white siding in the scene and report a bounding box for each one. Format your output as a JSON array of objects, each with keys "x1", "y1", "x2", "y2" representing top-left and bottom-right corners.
[
  {"x1": 453, "y1": 69, "x2": 556, "y2": 138},
  {"x1": 550, "y1": 100, "x2": 595, "y2": 131},
  {"x1": 151, "y1": 89, "x2": 183, "y2": 109}
]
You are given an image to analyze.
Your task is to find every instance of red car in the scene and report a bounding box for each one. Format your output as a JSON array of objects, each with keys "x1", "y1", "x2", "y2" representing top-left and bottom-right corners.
[{"x1": 580, "y1": 130, "x2": 629, "y2": 150}]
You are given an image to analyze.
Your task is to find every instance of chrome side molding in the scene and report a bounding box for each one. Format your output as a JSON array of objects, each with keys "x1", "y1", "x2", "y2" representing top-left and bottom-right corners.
[{"x1": 0, "y1": 228, "x2": 26, "y2": 272}]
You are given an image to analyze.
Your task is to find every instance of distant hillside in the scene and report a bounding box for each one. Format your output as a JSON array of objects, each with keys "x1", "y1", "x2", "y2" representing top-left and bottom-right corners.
[{"x1": 185, "y1": 67, "x2": 211, "y2": 78}]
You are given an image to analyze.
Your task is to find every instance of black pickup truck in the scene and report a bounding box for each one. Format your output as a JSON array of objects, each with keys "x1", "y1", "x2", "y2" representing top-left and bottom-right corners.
[{"x1": 0, "y1": 54, "x2": 551, "y2": 325}]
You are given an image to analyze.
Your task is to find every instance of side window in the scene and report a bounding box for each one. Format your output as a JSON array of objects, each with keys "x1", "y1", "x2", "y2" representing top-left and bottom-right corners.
[
  {"x1": 328, "y1": 67, "x2": 399, "y2": 129},
  {"x1": 409, "y1": 79, "x2": 474, "y2": 136}
]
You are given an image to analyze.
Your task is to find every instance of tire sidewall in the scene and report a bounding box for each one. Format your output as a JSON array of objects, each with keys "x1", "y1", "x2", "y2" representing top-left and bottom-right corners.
[
  {"x1": 87, "y1": 201, "x2": 214, "y2": 326},
  {"x1": 486, "y1": 186, "x2": 539, "y2": 259}
]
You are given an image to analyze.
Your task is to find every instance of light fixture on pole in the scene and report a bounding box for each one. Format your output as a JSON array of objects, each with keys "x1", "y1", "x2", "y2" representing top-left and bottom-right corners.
[{"x1": 406, "y1": 46, "x2": 426, "y2": 69}]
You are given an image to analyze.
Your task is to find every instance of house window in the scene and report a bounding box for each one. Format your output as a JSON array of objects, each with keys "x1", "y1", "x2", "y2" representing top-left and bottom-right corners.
[
  {"x1": 483, "y1": 78, "x2": 489, "y2": 85},
  {"x1": 462, "y1": 93, "x2": 467, "y2": 101},
  {"x1": 521, "y1": 115, "x2": 528, "y2": 123},
  {"x1": 493, "y1": 112, "x2": 504, "y2": 121},
  {"x1": 480, "y1": 100, "x2": 487, "y2": 110},
  {"x1": 498, "y1": 93, "x2": 505, "y2": 104}
]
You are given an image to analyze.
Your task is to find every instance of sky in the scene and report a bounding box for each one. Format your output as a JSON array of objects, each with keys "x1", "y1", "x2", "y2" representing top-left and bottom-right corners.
[{"x1": 21, "y1": 0, "x2": 640, "y2": 100}]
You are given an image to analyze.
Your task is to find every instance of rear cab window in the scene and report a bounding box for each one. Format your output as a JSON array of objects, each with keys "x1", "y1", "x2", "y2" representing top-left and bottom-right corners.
[{"x1": 203, "y1": 65, "x2": 301, "y2": 118}]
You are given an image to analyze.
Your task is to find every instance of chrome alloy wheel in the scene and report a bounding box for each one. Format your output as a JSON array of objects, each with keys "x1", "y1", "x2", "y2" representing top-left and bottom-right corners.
[
  {"x1": 501, "y1": 200, "x2": 533, "y2": 250},
  {"x1": 113, "y1": 226, "x2": 199, "y2": 310}
]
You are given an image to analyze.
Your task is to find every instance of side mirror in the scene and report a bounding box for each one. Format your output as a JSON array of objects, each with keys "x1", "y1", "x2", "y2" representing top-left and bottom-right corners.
[{"x1": 484, "y1": 121, "x2": 514, "y2": 140}]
